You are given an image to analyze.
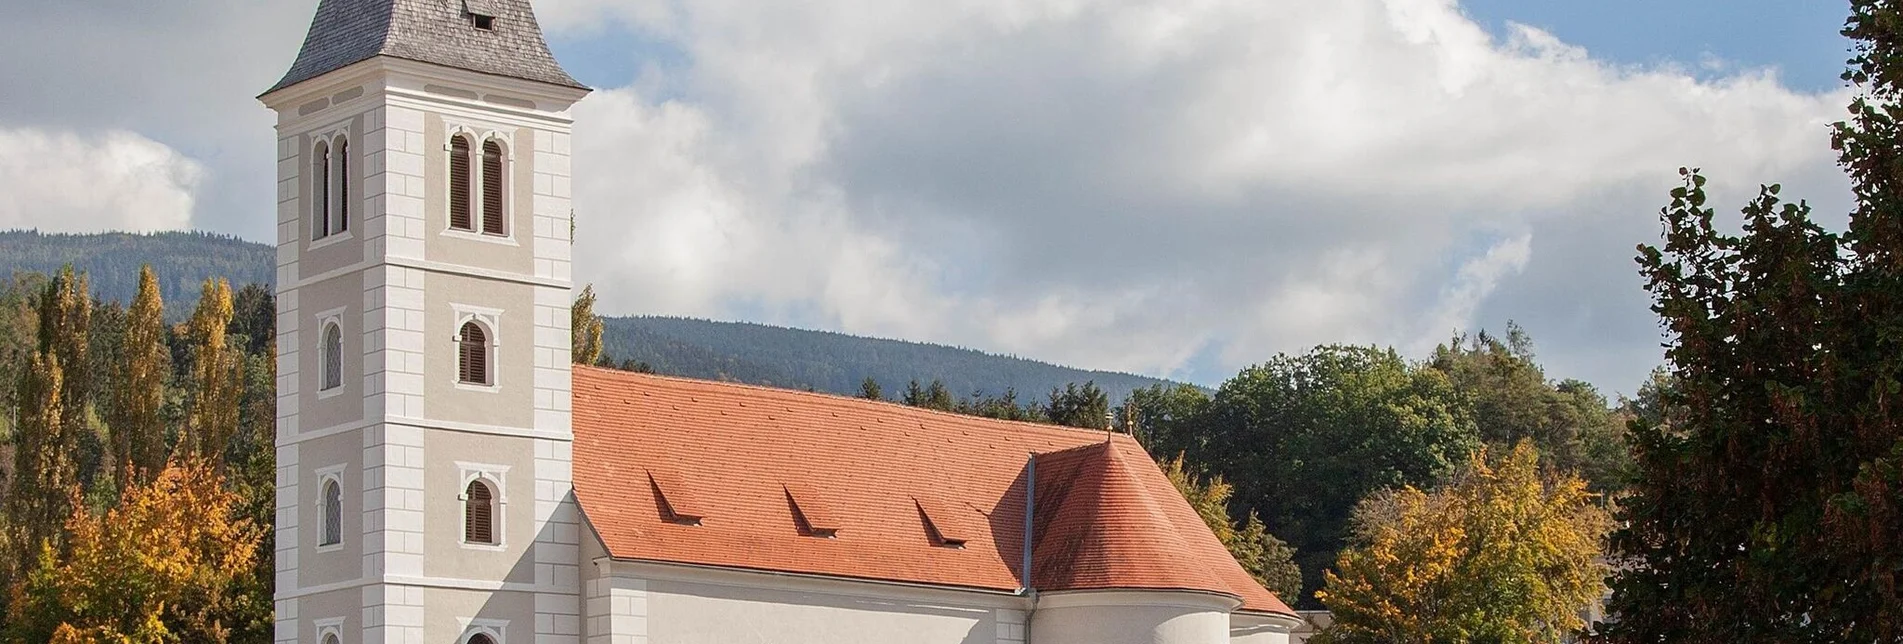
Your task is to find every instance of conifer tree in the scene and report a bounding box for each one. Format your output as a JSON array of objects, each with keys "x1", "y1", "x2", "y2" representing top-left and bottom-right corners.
[
  {"x1": 183, "y1": 279, "x2": 241, "y2": 466},
  {"x1": 571, "y1": 284, "x2": 605, "y2": 366},
  {"x1": 108, "y1": 266, "x2": 168, "y2": 487},
  {"x1": 858, "y1": 377, "x2": 883, "y2": 401}
]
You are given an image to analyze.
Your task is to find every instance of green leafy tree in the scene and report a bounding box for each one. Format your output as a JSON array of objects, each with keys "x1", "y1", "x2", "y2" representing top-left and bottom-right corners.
[
  {"x1": 1124, "y1": 383, "x2": 1213, "y2": 457},
  {"x1": 1163, "y1": 454, "x2": 1303, "y2": 602},
  {"x1": 572, "y1": 284, "x2": 605, "y2": 366},
  {"x1": 1044, "y1": 381, "x2": 1109, "y2": 429},
  {"x1": 1317, "y1": 443, "x2": 1610, "y2": 644},
  {"x1": 1201, "y1": 345, "x2": 1479, "y2": 605},
  {"x1": 1427, "y1": 325, "x2": 1630, "y2": 492},
  {"x1": 107, "y1": 266, "x2": 169, "y2": 488}
]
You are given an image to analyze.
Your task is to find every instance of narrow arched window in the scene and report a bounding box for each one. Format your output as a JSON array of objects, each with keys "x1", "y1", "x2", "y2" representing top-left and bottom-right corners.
[
  {"x1": 465, "y1": 479, "x2": 496, "y2": 545},
  {"x1": 481, "y1": 139, "x2": 505, "y2": 235},
  {"x1": 313, "y1": 140, "x2": 332, "y2": 240},
  {"x1": 321, "y1": 322, "x2": 343, "y2": 391},
  {"x1": 321, "y1": 478, "x2": 343, "y2": 546},
  {"x1": 449, "y1": 135, "x2": 474, "y2": 231},
  {"x1": 458, "y1": 321, "x2": 489, "y2": 385},
  {"x1": 466, "y1": 634, "x2": 496, "y2": 644},
  {"x1": 322, "y1": 633, "x2": 341, "y2": 644},
  {"x1": 335, "y1": 136, "x2": 351, "y2": 234}
]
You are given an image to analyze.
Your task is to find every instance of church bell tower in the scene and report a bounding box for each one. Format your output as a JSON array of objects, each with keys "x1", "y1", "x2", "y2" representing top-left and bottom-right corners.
[{"x1": 260, "y1": 2, "x2": 589, "y2": 643}]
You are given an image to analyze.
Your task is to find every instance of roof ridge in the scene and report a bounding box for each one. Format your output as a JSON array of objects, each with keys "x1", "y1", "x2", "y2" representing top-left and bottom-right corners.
[{"x1": 573, "y1": 364, "x2": 1138, "y2": 440}]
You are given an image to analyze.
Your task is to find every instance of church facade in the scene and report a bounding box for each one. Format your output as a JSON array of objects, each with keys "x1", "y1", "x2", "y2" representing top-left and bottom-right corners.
[{"x1": 259, "y1": 2, "x2": 1301, "y2": 644}]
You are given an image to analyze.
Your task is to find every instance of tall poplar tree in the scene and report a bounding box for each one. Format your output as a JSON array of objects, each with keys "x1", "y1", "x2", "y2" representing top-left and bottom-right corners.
[
  {"x1": 571, "y1": 284, "x2": 604, "y2": 366},
  {"x1": 108, "y1": 267, "x2": 168, "y2": 486},
  {"x1": 8, "y1": 351, "x2": 74, "y2": 559},
  {"x1": 183, "y1": 279, "x2": 241, "y2": 467}
]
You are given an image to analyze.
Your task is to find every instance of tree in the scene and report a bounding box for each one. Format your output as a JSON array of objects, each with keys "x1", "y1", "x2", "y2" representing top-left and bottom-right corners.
[
  {"x1": 36, "y1": 266, "x2": 92, "y2": 424},
  {"x1": 858, "y1": 377, "x2": 883, "y2": 401},
  {"x1": 1317, "y1": 443, "x2": 1610, "y2": 644},
  {"x1": 1044, "y1": 381, "x2": 1109, "y2": 429},
  {"x1": 7, "y1": 458, "x2": 263, "y2": 643},
  {"x1": 183, "y1": 279, "x2": 241, "y2": 465},
  {"x1": 1427, "y1": 325, "x2": 1630, "y2": 492},
  {"x1": 1124, "y1": 383, "x2": 1213, "y2": 458},
  {"x1": 572, "y1": 284, "x2": 604, "y2": 366},
  {"x1": 1199, "y1": 345, "x2": 1479, "y2": 605},
  {"x1": 924, "y1": 379, "x2": 954, "y2": 411},
  {"x1": 8, "y1": 351, "x2": 76, "y2": 560},
  {"x1": 107, "y1": 266, "x2": 168, "y2": 488},
  {"x1": 1163, "y1": 454, "x2": 1303, "y2": 602}
]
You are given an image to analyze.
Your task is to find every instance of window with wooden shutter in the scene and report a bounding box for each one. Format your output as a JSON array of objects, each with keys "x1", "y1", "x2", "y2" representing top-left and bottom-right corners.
[
  {"x1": 321, "y1": 323, "x2": 343, "y2": 391},
  {"x1": 450, "y1": 135, "x2": 473, "y2": 231},
  {"x1": 321, "y1": 478, "x2": 342, "y2": 546},
  {"x1": 465, "y1": 480, "x2": 495, "y2": 544},
  {"x1": 336, "y1": 137, "x2": 350, "y2": 233},
  {"x1": 458, "y1": 321, "x2": 489, "y2": 385},
  {"x1": 313, "y1": 140, "x2": 331, "y2": 239},
  {"x1": 481, "y1": 139, "x2": 505, "y2": 235}
]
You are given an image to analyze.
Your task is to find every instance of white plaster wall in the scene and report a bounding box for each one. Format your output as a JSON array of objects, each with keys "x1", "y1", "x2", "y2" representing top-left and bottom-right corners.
[
  {"x1": 596, "y1": 563, "x2": 1028, "y2": 644},
  {"x1": 1031, "y1": 591, "x2": 1237, "y2": 644},
  {"x1": 1230, "y1": 612, "x2": 1296, "y2": 644}
]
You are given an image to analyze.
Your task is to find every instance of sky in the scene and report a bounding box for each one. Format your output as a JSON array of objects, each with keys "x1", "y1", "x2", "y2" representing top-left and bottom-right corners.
[{"x1": 0, "y1": 0, "x2": 1859, "y2": 397}]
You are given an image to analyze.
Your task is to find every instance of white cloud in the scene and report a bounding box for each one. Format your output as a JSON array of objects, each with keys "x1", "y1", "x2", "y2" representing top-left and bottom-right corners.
[
  {"x1": 557, "y1": 0, "x2": 1848, "y2": 389},
  {"x1": 0, "y1": 129, "x2": 202, "y2": 233}
]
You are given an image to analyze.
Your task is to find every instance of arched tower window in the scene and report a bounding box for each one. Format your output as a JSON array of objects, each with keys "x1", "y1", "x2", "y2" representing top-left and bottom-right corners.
[
  {"x1": 481, "y1": 139, "x2": 506, "y2": 235},
  {"x1": 449, "y1": 134, "x2": 474, "y2": 231},
  {"x1": 320, "y1": 478, "x2": 343, "y2": 547},
  {"x1": 333, "y1": 135, "x2": 350, "y2": 234},
  {"x1": 464, "y1": 479, "x2": 497, "y2": 545},
  {"x1": 458, "y1": 321, "x2": 490, "y2": 385},
  {"x1": 466, "y1": 634, "x2": 497, "y2": 644},
  {"x1": 322, "y1": 633, "x2": 341, "y2": 644},
  {"x1": 312, "y1": 140, "x2": 332, "y2": 240},
  {"x1": 321, "y1": 322, "x2": 343, "y2": 391}
]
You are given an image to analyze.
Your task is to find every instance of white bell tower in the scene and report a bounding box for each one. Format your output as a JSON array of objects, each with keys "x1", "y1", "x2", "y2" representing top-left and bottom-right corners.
[{"x1": 260, "y1": 1, "x2": 589, "y2": 643}]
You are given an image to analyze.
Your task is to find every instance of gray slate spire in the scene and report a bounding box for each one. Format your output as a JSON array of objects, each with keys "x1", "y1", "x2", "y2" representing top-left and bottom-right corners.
[{"x1": 267, "y1": 0, "x2": 585, "y2": 95}]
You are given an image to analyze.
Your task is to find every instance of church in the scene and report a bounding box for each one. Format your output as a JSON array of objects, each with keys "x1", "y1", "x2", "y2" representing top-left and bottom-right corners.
[{"x1": 260, "y1": 1, "x2": 1300, "y2": 643}]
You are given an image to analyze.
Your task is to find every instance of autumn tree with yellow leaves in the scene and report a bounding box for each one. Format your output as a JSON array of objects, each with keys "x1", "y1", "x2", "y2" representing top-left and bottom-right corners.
[
  {"x1": 7, "y1": 458, "x2": 262, "y2": 643},
  {"x1": 184, "y1": 279, "x2": 243, "y2": 466},
  {"x1": 1315, "y1": 442, "x2": 1610, "y2": 644}
]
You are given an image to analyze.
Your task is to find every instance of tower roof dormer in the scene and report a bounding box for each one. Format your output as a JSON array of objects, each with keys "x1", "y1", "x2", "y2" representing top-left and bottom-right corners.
[{"x1": 266, "y1": 0, "x2": 585, "y2": 96}]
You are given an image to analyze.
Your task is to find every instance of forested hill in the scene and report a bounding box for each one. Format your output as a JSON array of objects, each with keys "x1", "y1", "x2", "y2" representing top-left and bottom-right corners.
[
  {"x1": 0, "y1": 230, "x2": 274, "y2": 307},
  {"x1": 599, "y1": 316, "x2": 1180, "y2": 402},
  {"x1": 0, "y1": 230, "x2": 1182, "y2": 400}
]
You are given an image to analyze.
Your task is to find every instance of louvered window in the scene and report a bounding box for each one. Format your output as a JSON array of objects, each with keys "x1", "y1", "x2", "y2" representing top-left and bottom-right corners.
[
  {"x1": 313, "y1": 140, "x2": 331, "y2": 239},
  {"x1": 458, "y1": 321, "x2": 489, "y2": 385},
  {"x1": 465, "y1": 480, "x2": 495, "y2": 544},
  {"x1": 321, "y1": 478, "x2": 342, "y2": 546},
  {"x1": 449, "y1": 135, "x2": 473, "y2": 231},
  {"x1": 336, "y1": 137, "x2": 350, "y2": 233},
  {"x1": 321, "y1": 323, "x2": 343, "y2": 391},
  {"x1": 481, "y1": 139, "x2": 505, "y2": 235}
]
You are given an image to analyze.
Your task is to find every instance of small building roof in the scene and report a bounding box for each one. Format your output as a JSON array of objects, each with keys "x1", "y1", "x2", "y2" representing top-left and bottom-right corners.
[
  {"x1": 571, "y1": 366, "x2": 1293, "y2": 615},
  {"x1": 267, "y1": 0, "x2": 585, "y2": 96}
]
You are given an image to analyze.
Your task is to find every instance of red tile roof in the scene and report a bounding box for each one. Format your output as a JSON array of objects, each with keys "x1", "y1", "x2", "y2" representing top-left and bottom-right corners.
[{"x1": 571, "y1": 366, "x2": 1293, "y2": 615}]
